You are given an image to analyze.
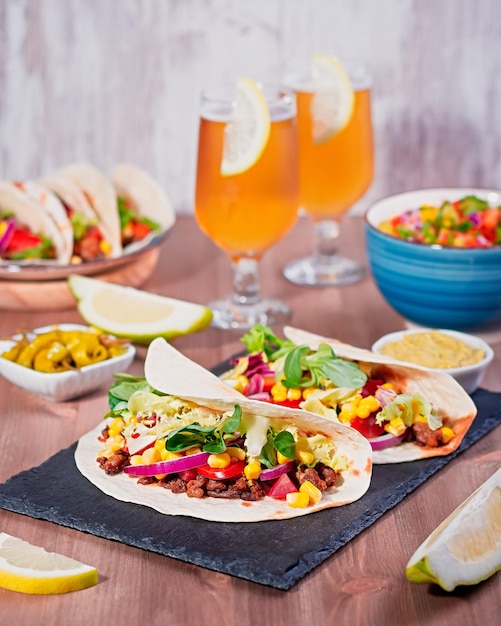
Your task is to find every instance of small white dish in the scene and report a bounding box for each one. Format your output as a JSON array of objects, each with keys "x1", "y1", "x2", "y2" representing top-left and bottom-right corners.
[
  {"x1": 371, "y1": 328, "x2": 493, "y2": 394},
  {"x1": 0, "y1": 323, "x2": 136, "y2": 402}
]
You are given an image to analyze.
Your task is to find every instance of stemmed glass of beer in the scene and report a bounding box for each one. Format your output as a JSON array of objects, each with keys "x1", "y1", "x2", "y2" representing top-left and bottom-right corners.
[
  {"x1": 282, "y1": 54, "x2": 374, "y2": 286},
  {"x1": 195, "y1": 78, "x2": 299, "y2": 329}
]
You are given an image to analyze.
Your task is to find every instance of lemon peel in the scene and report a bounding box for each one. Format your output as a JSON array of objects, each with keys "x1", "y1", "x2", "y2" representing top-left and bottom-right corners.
[
  {"x1": 311, "y1": 53, "x2": 355, "y2": 144},
  {"x1": 0, "y1": 533, "x2": 98, "y2": 594},
  {"x1": 67, "y1": 275, "x2": 213, "y2": 345},
  {"x1": 406, "y1": 467, "x2": 501, "y2": 591},
  {"x1": 221, "y1": 77, "x2": 271, "y2": 176}
]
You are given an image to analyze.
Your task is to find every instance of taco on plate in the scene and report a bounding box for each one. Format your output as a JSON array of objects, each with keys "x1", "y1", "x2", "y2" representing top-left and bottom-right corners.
[
  {"x1": 49, "y1": 163, "x2": 122, "y2": 259},
  {"x1": 219, "y1": 325, "x2": 478, "y2": 464},
  {"x1": 0, "y1": 181, "x2": 70, "y2": 263},
  {"x1": 74, "y1": 338, "x2": 372, "y2": 523},
  {"x1": 112, "y1": 163, "x2": 175, "y2": 253}
]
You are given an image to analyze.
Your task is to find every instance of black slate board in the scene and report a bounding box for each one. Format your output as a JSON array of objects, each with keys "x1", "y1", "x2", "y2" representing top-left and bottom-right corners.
[{"x1": 0, "y1": 388, "x2": 500, "y2": 590}]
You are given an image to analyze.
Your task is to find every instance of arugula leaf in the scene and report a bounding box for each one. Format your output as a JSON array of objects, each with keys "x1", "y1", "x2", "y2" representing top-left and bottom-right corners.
[
  {"x1": 165, "y1": 405, "x2": 242, "y2": 453},
  {"x1": 240, "y1": 325, "x2": 295, "y2": 361},
  {"x1": 282, "y1": 343, "x2": 367, "y2": 390},
  {"x1": 107, "y1": 373, "x2": 162, "y2": 410}
]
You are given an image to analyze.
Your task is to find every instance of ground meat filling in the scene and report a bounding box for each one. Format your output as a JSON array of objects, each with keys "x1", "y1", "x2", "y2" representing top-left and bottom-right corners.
[
  {"x1": 411, "y1": 421, "x2": 448, "y2": 447},
  {"x1": 97, "y1": 453, "x2": 339, "y2": 501}
]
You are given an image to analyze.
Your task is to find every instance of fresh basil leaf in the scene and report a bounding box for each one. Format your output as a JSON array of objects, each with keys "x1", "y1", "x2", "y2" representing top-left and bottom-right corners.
[
  {"x1": 282, "y1": 346, "x2": 311, "y2": 388},
  {"x1": 257, "y1": 431, "x2": 277, "y2": 469},
  {"x1": 222, "y1": 405, "x2": 241, "y2": 433}
]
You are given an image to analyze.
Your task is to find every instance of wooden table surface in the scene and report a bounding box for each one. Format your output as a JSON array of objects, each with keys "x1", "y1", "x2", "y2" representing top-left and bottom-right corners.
[{"x1": 1, "y1": 215, "x2": 500, "y2": 626}]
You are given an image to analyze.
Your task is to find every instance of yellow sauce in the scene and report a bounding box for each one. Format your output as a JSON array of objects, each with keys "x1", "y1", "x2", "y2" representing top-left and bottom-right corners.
[{"x1": 378, "y1": 330, "x2": 485, "y2": 369}]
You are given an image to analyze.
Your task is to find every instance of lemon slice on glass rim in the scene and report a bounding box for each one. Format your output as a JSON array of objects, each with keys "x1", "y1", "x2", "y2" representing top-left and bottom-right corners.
[
  {"x1": 0, "y1": 533, "x2": 98, "y2": 594},
  {"x1": 311, "y1": 53, "x2": 355, "y2": 144},
  {"x1": 406, "y1": 467, "x2": 501, "y2": 591},
  {"x1": 68, "y1": 275, "x2": 213, "y2": 345},
  {"x1": 221, "y1": 77, "x2": 271, "y2": 176}
]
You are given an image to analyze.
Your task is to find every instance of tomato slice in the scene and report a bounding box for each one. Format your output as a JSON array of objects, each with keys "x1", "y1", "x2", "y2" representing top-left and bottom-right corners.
[
  {"x1": 6, "y1": 228, "x2": 42, "y2": 252},
  {"x1": 197, "y1": 459, "x2": 245, "y2": 480},
  {"x1": 350, "y1": 414, "x2": 385, "y2": 439},
  {"x1": 267, "y1": 473, "x2": 298, "y2": 500}
]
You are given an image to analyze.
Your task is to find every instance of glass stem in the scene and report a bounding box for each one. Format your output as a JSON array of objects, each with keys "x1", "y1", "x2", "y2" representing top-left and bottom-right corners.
[
  {"x1": 230, "y1": 258, "x2": 261, "y2": 306},
  {"x1": 313, "y1": 220, "x2": 340, "y2": 264}
]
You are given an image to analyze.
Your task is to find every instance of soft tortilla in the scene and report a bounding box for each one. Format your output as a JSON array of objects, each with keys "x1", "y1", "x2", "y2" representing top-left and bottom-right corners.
[
  {"x1": 112, "y1": 163, "x2": 176, "y2": 238},
  {"x1": 54, "y1": 163, "x2": 122, "y2": 257},
  {"x1": 75, "y1": 338, "x2": 372, "y2": 523},
  {"x1": 282, "y1": 326, "x2": 478, "y2": 464},
  {"x1": 0, "y1": 181, "x2": 69, "y2": 263}
]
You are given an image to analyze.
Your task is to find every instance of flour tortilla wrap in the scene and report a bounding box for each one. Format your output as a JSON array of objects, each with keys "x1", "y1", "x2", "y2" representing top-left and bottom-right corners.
[
  {"x1": 54, "y1": 163, "x2": 122, "y2": 257},
  {"x1": 0, "y1": 181, "x2": 69, "y2": 263},
  {"x1": 112, "y1": 163, "x2": 175, "y2": 245},
  {"x1": 16, "y1": 181, "x2": 74, "y2": 262},
  {"x1": 283, "y1": 326, "x2": 478, "y2": 464},
  {"x1": 75, "y1": 338, "x2": 372, "y2": 523}
]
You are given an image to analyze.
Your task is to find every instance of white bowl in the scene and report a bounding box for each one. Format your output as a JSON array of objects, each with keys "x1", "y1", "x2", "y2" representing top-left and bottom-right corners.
[
  {"x1": 0, "y1": 324, "x2": 136, "y2": 402},
  {"x1": 371, "y1": 328, "x2": 493, "y2": 394}
]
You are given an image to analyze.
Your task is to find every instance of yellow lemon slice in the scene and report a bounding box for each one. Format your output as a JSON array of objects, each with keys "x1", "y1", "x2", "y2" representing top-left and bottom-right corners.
[
  {"x1": 0, "y1": 533, "x2": 98, "y2": 594},
  {"x1": 406, "y1": 467, "x2": 501, "y2": 591},
  {"x1": 67, "y1": 275, "x2": 213, "y2": 345},
  {"x1": 311, "y1": 53, "x2": 355, "y2": 143},
  {"x1": 221, "y1": 77, "x2": 271, "y2": 176}
]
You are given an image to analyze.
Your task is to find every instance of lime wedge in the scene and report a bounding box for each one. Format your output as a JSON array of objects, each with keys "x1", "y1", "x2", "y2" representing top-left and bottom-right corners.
[
  {"x1": 221, "y1": 77, "x2": 271, "y2": 176},
  {"x1": 67, "y1": 275, "x2": 213, "y2": 345},
  {"x1": 406, "y1": 467, "x2": 501, "y2": 591},
  {"x1": 0, "y1": 533, "x2": 98, "y2": 595}
]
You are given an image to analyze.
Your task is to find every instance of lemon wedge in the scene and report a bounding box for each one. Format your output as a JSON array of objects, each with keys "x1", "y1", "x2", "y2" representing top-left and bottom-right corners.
[
  {"x1": 406, "y1": 467, "x2": 501, "y2": 591},
  {"x1": 0, "y1": 533, "x2": 98, "y2": 594},
  {"x1": 221, "y1": 77, "x2": 271, "y2": 176},
  {"x1": 311, "y1": 53, "x2": 355, "y2": 143},
  {"x1": 67, "y1": 275, "x2": 213, "y2": 345}
]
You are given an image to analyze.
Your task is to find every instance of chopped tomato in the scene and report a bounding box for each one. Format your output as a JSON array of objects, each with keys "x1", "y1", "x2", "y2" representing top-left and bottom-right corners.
[
  {"x1": 131, "y1": 220, "x2": 152, "y2": 240},
  {"x1": 350, "y1": 414, "x2": 385, "y2": 438},
  {"x1": 267, "y1": 473, "x2": 298, "y2": 500},
  {"x1": 261, "y1": 373, "x2": 276, "y2": 392},
  {"x1": 178, "y1": 469, "x2": 198, "y2": 482},
  {"x1": 6, "y1": 228, "x2": 42, "y2": 252},
  {"x1": 197, "y1": 459, "x2": 245, "y2": 480},
  {"x1": 269, "y1": 398, "x2": 302, "y2": 409}
]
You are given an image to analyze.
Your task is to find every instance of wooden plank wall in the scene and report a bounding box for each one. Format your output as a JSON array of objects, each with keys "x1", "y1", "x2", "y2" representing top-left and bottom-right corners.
[{"x1": 1, "y1": 0, "x2": 500, "y2": 215}]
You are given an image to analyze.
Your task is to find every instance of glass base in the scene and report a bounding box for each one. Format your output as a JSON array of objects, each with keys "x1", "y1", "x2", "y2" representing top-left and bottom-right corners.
[
  {"x1": 209, "y1": 297, "x2": 291, "y2": 330},
  {"x1": 283, "y1": 254, "x2": 366, "y2": 287}
]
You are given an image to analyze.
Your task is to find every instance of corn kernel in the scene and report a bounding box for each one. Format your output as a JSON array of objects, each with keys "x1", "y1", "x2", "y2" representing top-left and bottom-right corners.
[
  {"x1": 440, "y1": 427, "x2": 455, "y2": 444},
  {"x1": 360, "y1": 395, "x2": 380, "y2": 412},
  {"x1": 185, "y1": 446, "x2": 203, "y2": 455},
  {"x1": 271, "y1": 382, "x2": 287, "y2": 403},
  {"x1": 277, "y1": 450, "x2": 293, "y2": 464},
  {"x1": 415, "y1": 415, "x2": 428, "y2": 424},
  {"x1": 100, "y1": 239, "x2": 112, "y2": 256},
  {"x1": 244, "y1": 460, "x2": 262, "y2": 480},
  {"x1": 129, "y1": 455, "x2": 144, "y2": 466},
  {"x1": 287, "y1": 388, "x2": 302, "y2": 401},
  {"x1": 296, "y1": 450, "x2": 314, "y2": 465},
  {"x1": 142, "y1": 447, "x2": 161, "y2": 465},
  {"x1": 107, "y1": 418, "x2": 125, "y2": 438},
  {"x1": 226, "y1": 447, "x2": 246, "y2": 460},
  {"x1": 208, "y1": 452, "x2": 231, "y2": 469},
  {"x1": 160, "y1": 449, "x2": 181, "y2": 462},
  {"x1": 154, "y1": 439, "x2": 166, "y2": 452},
  {"x1": 301, "y1": 387, "x2": 317, "y2": 400},
  {"x1": 299, "y1": 480, "x2": 323, "y2": 504},
  {"x1": 286, "y1": 491, "x2": 309, "y2": 508},
  {"x1": 109, "y1": 435, "x2": 125, "y2": 452},
  {"x1": 356, "y1": 404, "x2": 371, "y2": 419},
  {"x1": 234, "y1": 374, "x2": 250, "y2": 393},
  {"x1": 385, "y1": 417, "x2": 407, "y2": 436}
]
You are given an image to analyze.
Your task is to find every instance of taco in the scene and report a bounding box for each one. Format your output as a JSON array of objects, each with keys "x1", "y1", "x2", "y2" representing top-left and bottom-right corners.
[
  {"x1": 74, "y1": 338, "x2": 372, "y2": 523},
  {"x1": 112, "y1": 163, "x2": 175, "y2": 253},
  {"x1": 51, "y1": 163, "x2": 122, "y2": 259},
  {"x1": 0, "y1": 181, "x2": 70, "y2": 263},
  {"x1": 219, "y1": 325, "x2": 478, "y2": 464}
]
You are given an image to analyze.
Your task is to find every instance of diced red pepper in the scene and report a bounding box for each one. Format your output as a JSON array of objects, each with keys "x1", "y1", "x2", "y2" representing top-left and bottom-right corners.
[{"x1": 6, "y1": 228, "x2": 42, "y2": 252}]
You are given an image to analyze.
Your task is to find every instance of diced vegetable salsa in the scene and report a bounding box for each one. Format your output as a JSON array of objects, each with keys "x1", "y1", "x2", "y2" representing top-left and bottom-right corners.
[{"x1": 378, "y1": 195, "x2": 501, "y2": 248}]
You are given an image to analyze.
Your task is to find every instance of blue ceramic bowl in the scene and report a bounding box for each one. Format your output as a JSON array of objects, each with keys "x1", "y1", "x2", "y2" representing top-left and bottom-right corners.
[{"x1": 365, "y1": 188, "x2": 501, "y2": 330}]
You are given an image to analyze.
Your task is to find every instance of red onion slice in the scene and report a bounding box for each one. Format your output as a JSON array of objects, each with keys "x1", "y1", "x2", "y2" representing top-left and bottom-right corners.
[
  {"x1": 259, "y1": 460, "x2": 295, "y2": 481},
  {"x1": 368, "y1": 430, "x2": 408, "y2": 451},
  {"x1": 124, "y1": 451, "x2": 210, "y2": 476}
]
